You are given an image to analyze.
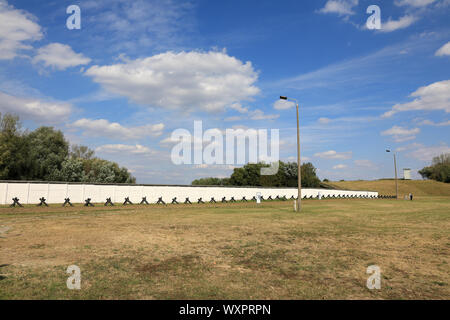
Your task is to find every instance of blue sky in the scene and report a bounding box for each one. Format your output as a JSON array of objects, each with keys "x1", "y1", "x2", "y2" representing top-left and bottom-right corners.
[{"x1": 0, "y1": 0, "x2": 449, "y2": 184}]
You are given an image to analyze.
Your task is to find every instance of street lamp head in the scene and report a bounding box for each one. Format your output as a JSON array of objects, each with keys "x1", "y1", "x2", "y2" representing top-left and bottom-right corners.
[
  {"x1": 280, "y1": 96, "x2": 288, "y2": 100},
  {"x1": 386, "y1": 149, "x2": 391, "y2": 153}
]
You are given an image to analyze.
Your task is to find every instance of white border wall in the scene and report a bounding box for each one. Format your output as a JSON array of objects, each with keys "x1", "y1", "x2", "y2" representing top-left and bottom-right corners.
[{"x1": 0, "y1": 182, "x2": 378, "y2": 205}]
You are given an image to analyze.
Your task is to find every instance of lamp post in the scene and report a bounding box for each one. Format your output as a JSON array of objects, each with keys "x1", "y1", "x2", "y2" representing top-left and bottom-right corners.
[
  {"x1": 386, "y1": 149, "x2": 398, "y2": 199},
  {"x1": 280, "y1": 96, "x2": 301, "y2": 212}
]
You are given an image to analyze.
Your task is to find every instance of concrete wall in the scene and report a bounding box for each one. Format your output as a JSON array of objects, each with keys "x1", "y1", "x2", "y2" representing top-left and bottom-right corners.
[{"x1": 0, "y1": 182, "x2": 378, "y2": 205}]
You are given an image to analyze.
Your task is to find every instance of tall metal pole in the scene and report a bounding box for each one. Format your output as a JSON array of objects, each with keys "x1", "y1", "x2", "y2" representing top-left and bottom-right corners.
[
  {"x1": 296, "y1": 103, "x2": 302, "y2": 212},
  {"x1": 394, "y1": 153, "x2": 398, "y2": 199},
  {"x1": 280, "y1": 96, "x2": 302, "y2": 212}
]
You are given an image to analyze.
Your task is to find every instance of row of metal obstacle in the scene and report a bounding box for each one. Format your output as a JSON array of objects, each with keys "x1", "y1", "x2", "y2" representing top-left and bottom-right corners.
[
  {"x1": 377, "y1": 195, "x2": 397, "y2": 199},
  {"x1": 8, "y1": 193, "x2": 382, "y2": 207}
]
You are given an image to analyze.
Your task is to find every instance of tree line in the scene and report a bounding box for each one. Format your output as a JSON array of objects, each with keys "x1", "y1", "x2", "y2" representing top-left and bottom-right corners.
[
  {"x1": 192, "y1": 161, "x2": 322, "y2": 188},
  {"x1": 419, "y1": 153, "x2": 450, "y2": 183},
  {"x1": 0, "y1": 113, "x2": 135, "y2": 183}
]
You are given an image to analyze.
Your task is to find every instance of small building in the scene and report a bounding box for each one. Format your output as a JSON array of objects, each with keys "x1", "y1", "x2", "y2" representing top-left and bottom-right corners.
[{"x1": 403, "y1": 168, "x2": 411, "y2": 180}]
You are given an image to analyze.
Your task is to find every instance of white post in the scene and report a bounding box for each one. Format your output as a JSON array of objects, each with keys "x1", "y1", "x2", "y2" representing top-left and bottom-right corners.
[
  {"x1": 4, "y1": 183, "x2": 8, "y2": 205},
  {"x1": 26, "y1": 183, "x2": 30, "y2": 204},
  {"x1": 256, "y1": 192, "x2": 261, "y2": 204},
  {"x1": 293, "y1": 199, "x2": 297, "y2": 211}
]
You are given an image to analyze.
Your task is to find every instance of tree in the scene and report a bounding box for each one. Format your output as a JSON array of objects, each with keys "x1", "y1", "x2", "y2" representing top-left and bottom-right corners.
[
  {"x1": 229, "y1": 163, "x2": 268, "y2": 186},
  {"x1": 0, "y1": 113, "x2": 136, "y2": 183},
  {"x1": 70, "y1": 144, "x2": 95, "y2": 160},
  {"x1": 81, "y1": 158, "x2": 135, "y2": 184},
  {"x1": 419, "y1": 153, "x2": 450, "y2": 183},
  {"x1": 301, "y1": 162, "x2": 321, "y2": 188},
  {"x1": 55, "y1": 158, "x2": 85, "y2": 182},
  {"x1": 0, "y1": 113, "x2": 29, "y2": 179},
  {"x1": 27, "y1": 126, "x2": 69, "y2": 181},
  {"x1": 193, "y1": 161, "x2": 322, "y2": 188},
  {"x1": 192, "y1": 177, "x2": 226, "y2": 185}
]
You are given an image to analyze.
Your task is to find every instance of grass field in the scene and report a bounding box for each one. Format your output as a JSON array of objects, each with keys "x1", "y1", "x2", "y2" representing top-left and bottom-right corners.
[
  {"x1": 329, "y1": 179, "x2": 450, "y2": 197},
  {"x1": 0, "y1": 196, "x2": 449, "y2": 300}
]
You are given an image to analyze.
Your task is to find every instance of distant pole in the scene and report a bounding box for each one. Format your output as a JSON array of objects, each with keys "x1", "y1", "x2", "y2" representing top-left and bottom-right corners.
[
  {"x1": 386, "y1": 149, "x2": 398, "y2": 200},
  {"x1": 296, "y1": 102, "x2": 302, "y2": 211},
  {"x1": 280, "y1": 96, "x2": 301, "y2": 212},
  {"x1": 394, "y1": 153, "x2": 398, "y2": 199}
]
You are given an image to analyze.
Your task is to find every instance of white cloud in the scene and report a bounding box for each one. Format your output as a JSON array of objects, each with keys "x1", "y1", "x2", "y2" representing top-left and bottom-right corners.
[
  {"x1": 226, "y1": 103, "x2": 279, "y2": 121},
  {"x1": 274, "y1": 38, "x2": 430, "y2": 91},
  {"x1": 249, "y1": 109, "x2": 279, "y2": 120},
  {"x1": 287, "y1": 156, "x2": 311, "y2": 162},
  {"x1": 314, "y1": 150, "x2": 352, "y2": 159},
  {"x1": 85, "y1": 50, "x2": 260, "y2": 113},
  {"x1": 333, "y1": 164, "x2": 348, "y2": 169},
  {"x1": 0, "y1": 91, "x2": 72, "y2": 123},
  {"x1": 435, "y1": 42, "x2": 450, "y2": 56},
  {"x1": 229, "y1": 103, "x2": 248, "y2": 114},
  {"x1": 224, "y1": 116, "x2": 243, "y2": 121},
  {"x1": 418, "y1": 119, "x2": 450, "y2": 126},
  {"x1": 381, "y1": 126, "x2": 420, "y2": 142},
  {"x1": 381, "y1": 126, "x2": 420, "y2": 136},
  {"x1": 380, "y1": 15, "x2": 417, "y2": 32},
  {"x1": 395, "y1": 0, "x2": 436, "y2": 7},
  {"x1": 405, "y1": 143, "x2": 450, "y2": 161},
  {"x1": 0, "y1": 0, "x2": 43, "y2": 60},
  {"x1": 382, "y1": 80, "x2": 450, "y2": 117},
  {"x1": 318, "y1": 117, "x2": 332, "y2": 124},
  {"x1": 83, "y1": 0, "x2": 195, "y2": 52},
  {"x1": 71, "y1": 118, "x2": 164, "y2": 140},
  {"x1": 33, "y1": 43, "x2": 91, "y2": 70},
  {"x1": 318, "y1": 0, "x2": 359, "y2": 16},
  {"x1": 354, "y1": 159, "x2": 376, "y2": 168},
  {"x1": 395, "y1": 142, "x2": 422, "y2": 152},
  {"x1": 95, "y1": 144, "x2": 155, "y2": 155},
  {"x1": 273, "y1": 100, "x2": 295, "y2": 110}
]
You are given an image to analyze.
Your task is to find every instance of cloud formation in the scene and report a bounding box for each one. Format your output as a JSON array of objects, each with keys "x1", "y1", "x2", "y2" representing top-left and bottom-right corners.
[
  {"x1": 380, "y1": 15, "x2": 418, "y2": 32},
  {"x1": 85, "y1": 51, "x2": 260, "y2": 113},
  {"x1": 71, "y1": 118, "x2": 164, "y2": 140},
  {"x1": 418, "y1": 119, "x2": 450, "y2": 126},
  {"x1": 404, "y1": 143, "x2": 450, "y2": 161},
  {"x1": 95, "y1": 144, "x2": 155, "y2": 155},
  {"x1": 314, "y1": 150, "x2": 352, "y2": 159},
  {"x1": 394, "y1": 0, "x2": 436, "y2": 7},
  {"x1": 0, "y1": 0, "x2": 43, "y2": 60},
  {"x1": 435, "y1": 41, "x2": 450, "y2": 56},
  {"x1": 273, "y1": 100, "x2": 295, "y2": 110},
  {"x1": 381, "y1": 126, "x2": 420, "y2": 142},
  {"x1": 33, "y1": 43, "x2": 91, "y2": 70},
  {"x1": 382, "y1": 80, "x2": 450, "y2": 117},
  {"x1": 354, "y1": 159, "x2": 377, "y2": 168},
  {"x1": 82, "y1": 0, "x2": 195, "y2": 52},
  {"x1": 318, "y1": 0, "x2": 359, "y2": 16},
  {"x1": 0, "y1": 91, "x2": 72, "y2": 123}
]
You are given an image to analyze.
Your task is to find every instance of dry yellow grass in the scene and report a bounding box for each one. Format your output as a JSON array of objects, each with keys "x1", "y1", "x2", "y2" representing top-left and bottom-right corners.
[
  {"x1": 0, "y1": 197, "x2": 449, "y2": 300},
  {"x1": 329, "y1": 179, "x2": 450, "y2": 197}
]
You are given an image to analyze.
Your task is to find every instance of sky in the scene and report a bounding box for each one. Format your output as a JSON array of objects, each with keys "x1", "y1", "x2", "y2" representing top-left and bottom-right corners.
[{"x1": 0, "y1": 0, "x2": 449, "y2": 184}]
